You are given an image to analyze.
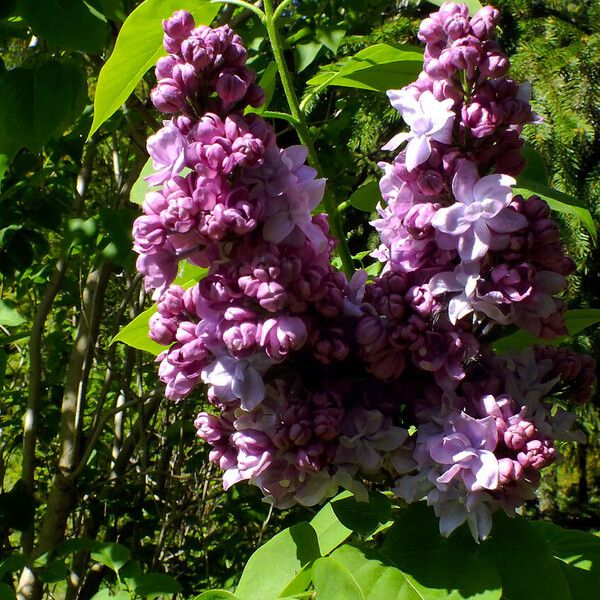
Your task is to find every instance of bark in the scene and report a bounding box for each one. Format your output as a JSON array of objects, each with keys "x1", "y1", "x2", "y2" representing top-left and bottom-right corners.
[{"x1": 17, "y1": 262, "x2": 112, "y2": 600}]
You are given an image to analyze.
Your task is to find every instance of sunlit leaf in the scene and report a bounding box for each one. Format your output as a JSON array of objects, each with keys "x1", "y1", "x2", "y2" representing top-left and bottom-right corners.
[
  {"x1": 307, "y1": 43, "x2": 423, "y2": 93},
  {"x1": 235, "y1": 523, "x2": 320, "y2": 600}
]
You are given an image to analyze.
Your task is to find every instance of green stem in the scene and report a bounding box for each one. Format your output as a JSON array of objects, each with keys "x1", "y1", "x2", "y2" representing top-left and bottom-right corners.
[{"x1": 262, "y1": 0, "x2": 354, "y2": 277}]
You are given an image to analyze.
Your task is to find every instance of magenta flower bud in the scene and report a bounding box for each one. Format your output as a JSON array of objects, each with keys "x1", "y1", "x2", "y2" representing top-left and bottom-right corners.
[
  {"x1": 503, "y1": 420, "x2": 535, "y2": 450},
  {"x1": 470, "y1": 6, "x2": 500, "y2": 40},
  {"x1": 424, "y1": 57, "x2": 452, "y2": 80},
  {"x1": 180, "y1": 34, "x2": 212, "y2": 70},
  {"x1": 480, "y1": 41, "x2": 509, "y2": 77},
  {"x1": 488, "y1": 263, "x2": 534, "y2": 303},
  {"x1": 517, "y1": 439, "x2": 556, "y2": 470},
  {"x1": 418, "y1": 17, "x2": 444, "y2": 44},
  {"x1": 312, "y1": 328, "x2": 350, "y2": 364},
  {"x1": 498, "y1": 457, "x2": 523, "y2": 485},
  {"x1": 462, "y1": 99, "x2": 501, "y2": 138},
  {"x1": 438, "y1": 2, "x2": 469, "y2": 20},
  {"x1": 245, "y1": 84, "x2": 266, "y2": 108},
  {"x1": 151, "y1": 79, "x2": 187, "y2": 114},
  {"x1": 132, "y1": 216, "x2": 166, "y2": 253},
  {"x1": 163, "y1": 10, "x2": 195, "y2": 53},
  {"x1": 443, "y1": 14, "x2": 470, "y2": 40},
  {"x1": 495, "y1": 148, "x2": 525, "y2": 175},
  {"x1": 149, "y1": 312, "x2": 178, "y2": 345},
  {"x1": 443, "y1": 36, "x2": 481, "y2": 71},
  {"x1": 406, "y1": 285, "x2": 434, "y2": 316},
  {"x1": 157, "y1": 285, "x2": 185, "y2": 317},
  {"x1": 194, "y1": 412, "x2": 225, "y2": 443},
  {"x1": 356, "y1": 315, "x2": 387, "y2": 351},
  {"x1": 216, "y1": 69, "x2": 249, "y2": 103},
  {"x1": 155, "y1": 55, "x2": 177, "y2": 81},
  {"x1": 222, "y1": 321, "x2": 260, "y2": 356},
  {"x1": 256, "y1": 281, "x2": 287, "y2": 312},
  {"x1": 260, "y1": 316, "x2": 307, "y2": 361},
  {"x1": 368, "y1": 349, "x2": 406, "y2": 380}
]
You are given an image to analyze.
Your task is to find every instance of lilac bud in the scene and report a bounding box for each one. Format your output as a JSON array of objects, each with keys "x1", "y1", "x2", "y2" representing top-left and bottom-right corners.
[
  {"x1": 498, "y1": 457, "x2": 523, "y2": 485},
  {"x1": 503, "y1": 420, "x2": 535, "y2": 451},
  {"x1": 462, "y1": 99, "x2": 501, "y2": 138},
  {"x1": 149, "y1": 312, "x2": 178, "y2": 345},
  {"x1": 163, "y1": 10, "x2": 195, "y2": 53},
  {"x1": 480, "y1": 41, "x2": 509, "y2": 77},
  {"x1": 418, "y1": 17, "x2": 444, "y2": 44},
  {"x1": 470, "y1": 6, "x2": 500, "y2": 40},
  {"x1": 216, "y1": 69, "x2": 249, "y2": 103},
  {"x1": 260, "y1": 316, "x2": 307, "y2": 361},
  {"x1": 443, "y1": 14, "x2": 470, "y2": 40},
  {"x1": 517, "y1": 439, "x2": 556, "y2": 470},
  {"x1": 406, "y1": 285, "x2": 434, "y2": 316},
  {"x1": 195, "y1": 412, "x2": 226, "y2": 443}
]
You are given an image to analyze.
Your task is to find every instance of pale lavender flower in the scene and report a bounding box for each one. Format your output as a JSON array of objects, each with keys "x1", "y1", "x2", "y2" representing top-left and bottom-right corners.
[
  {"x1": 432, "y1": 161, "x2": 525, "y2": 260},
  {"x1": 383, "y1": 90, "x2": 455, "y2": 171}
]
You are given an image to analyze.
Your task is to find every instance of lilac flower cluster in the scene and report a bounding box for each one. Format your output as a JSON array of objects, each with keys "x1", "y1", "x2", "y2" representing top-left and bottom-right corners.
[
  {"x1": 133, "y1": 5, "x2": 596, "y2": 541},
  {"x1": 134, "y1": 11, "x2": 415, "y2": 508}
]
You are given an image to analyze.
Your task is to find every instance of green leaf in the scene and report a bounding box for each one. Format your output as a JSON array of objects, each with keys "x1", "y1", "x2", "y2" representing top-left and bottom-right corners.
[
  {"x1": 316, "y1": 28, "x2": 346, "y2": 54},
  {"x1": 380, "y1": 503, "x2": 502, "y2": 599},
  {"x1": 492, "y1": 308, "x2": 600, "y2": 354},
  {"x1": 0, "y1": 583, "x2": 16, "y2": 600},
  {"x1": 306, "y1": 43, "x2": 423, "y2": 93},
  {"x1": 0, "y1": 61, "x2": 87, "y2": 154},
  {"x1": 330, "y1": 545, "x2": 427, "y2": 600},
  {"x1": 89, "y1": 0, "x2": 219, "y2": 138},
  {"x1": 310, "y1": 496, "x2": 353, "y2": 556},
  {"x1": 111, "y1": 306, "x2": 164, "y2": 355},
  {"x1": 0, "y1": 554, "x2": 26, "y2": 579},
  {"x1": 90, "y1": 542, "x2": 130, "y2": 574},
  {"x1": 16, "y1": 0, "x2": 108, "y2": 53},
  {"x1": 312, "y1": 556, "x2": 365, "y2": 600},
  {"x1": 532, "y1": 521, "x2": 600, "y2": 600},
  {"x1": 194, "y1": 592, "x2": 240, "y2": 600},
  {"x1": 295, "y1": 41, "x2": 323, "y2": 72},
  {"x1": 133, "y1": 572, "x2": 182, "y2": 598},
  {"x1": 484, "y1": 513, "x2": 571, "y2": 600},
  {"x1": 425, "y1": 0, "x2": 483, "y2": 16},
  {"x1": 513, "y1": 178, "x2": 596, "y2": 241},
  {"x1": 521, "y1": 144, "x2": 548, "y2": 185},
  {"x1": 174, "y1": 262, "x2": 208, "y2": 286},
  {"x1": 332, "y1": 491, "x2": 391, "y2": 537},
  {"x1": 129, "y1": 158, "x2": 155, "y2": 206},
  {"x1": 0, "y1": 299, "x2": 25, "y2": 327},
  {"x1": 348, "y1": 181, "x2": 380, "y2": 212},
  {"x1": 40, "y1": 558, "x2": 67, "y2": 584},
  {"x1": 235, "y1": 522, "x2": 320, "y2": 600}
]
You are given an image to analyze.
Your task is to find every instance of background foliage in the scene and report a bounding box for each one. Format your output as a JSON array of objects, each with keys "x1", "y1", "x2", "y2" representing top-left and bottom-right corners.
[{"x1": 0, "y1": 0, "x2": 599, "y2": 598}]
